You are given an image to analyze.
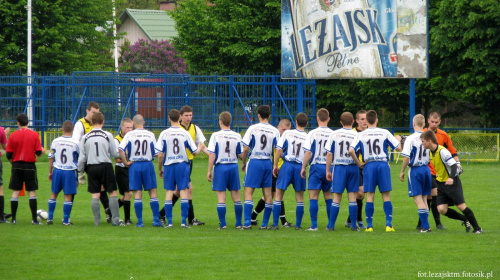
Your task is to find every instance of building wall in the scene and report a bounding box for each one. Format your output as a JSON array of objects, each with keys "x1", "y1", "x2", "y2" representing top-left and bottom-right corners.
[{"x1": 116, "y1": 19, "x2": 148, "y2": 56}]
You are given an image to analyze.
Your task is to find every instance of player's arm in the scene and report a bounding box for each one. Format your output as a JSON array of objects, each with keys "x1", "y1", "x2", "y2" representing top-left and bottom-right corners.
[
  {"x1": 301, "y1": 151, "x2": 312, "y2": 179},
  {"x1": 48, "y1": 157, "x2": 54, "y2": 181},
  {"x1": 119, "y1": 149, "x2": 131, "y2": 166},
  {"x1": 273, "y1": 147, "x2": 283, "y2": 178},
  {"x1": 207, "y1": 152, "x2": 216, "y2": 182},
  {"x1": 326, "y1": 152, "x2": 333, "y2": 181},
  {"x1": 349, "y1": 147, "x2": 363, "y2": 168},
  {"x1": 399, "y1": 156, "x2": 410, "y2": 182},
  {"x1": 157, "y1": 152, "x2": 164, "y2": 178},
  {"x1": 241, "y1": 146, "x2": 250, "y2": 172}
]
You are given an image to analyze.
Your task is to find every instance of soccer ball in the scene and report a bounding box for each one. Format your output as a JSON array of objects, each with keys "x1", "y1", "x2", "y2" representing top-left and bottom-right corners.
[{"x1": 37, "y1": 209, "x2": 49, "y2": 221}]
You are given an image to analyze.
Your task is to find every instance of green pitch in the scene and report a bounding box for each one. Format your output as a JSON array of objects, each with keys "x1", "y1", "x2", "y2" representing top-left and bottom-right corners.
[{"x1": 0, "y1": 157, "x2": 498, "y2": 279}]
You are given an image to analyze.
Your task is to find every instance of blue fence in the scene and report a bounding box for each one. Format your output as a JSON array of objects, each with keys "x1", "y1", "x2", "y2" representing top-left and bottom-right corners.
[{"x1": 0, "y1": 72, "x2": 316, "y2": 136}]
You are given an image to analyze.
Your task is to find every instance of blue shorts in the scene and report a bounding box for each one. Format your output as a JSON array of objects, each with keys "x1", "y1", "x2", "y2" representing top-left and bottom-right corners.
[
  {"x1": 212, "y1": 164, "x2": 241, "y2": 192},
  {"x1": 276, "y1": 161, "x2": 306, "y2": 192},
  {"x1": 332, "y1": 164, "x2": 359, "y2": 194},
  {"x1": 163, "y1": 162, "x2": 190, "y2": 191},
  {"x1": 243, "y1": 159, "x2": 272, "y2": 189},
  {"x1": 408, "y1": 165, "x2": 432, "y2": 197},
  {"x1": 51, "y1": 168, "x2": 77, "y2": 195},
  {"x1": 308, "y1": 164, "x2": 331, "y2": 192},
  {"x1": 363, "y1": 161, "x2": 392, "y2": 193},
  {"x1": 129, "y1": 161, "x2": 157, "y2": 191}
]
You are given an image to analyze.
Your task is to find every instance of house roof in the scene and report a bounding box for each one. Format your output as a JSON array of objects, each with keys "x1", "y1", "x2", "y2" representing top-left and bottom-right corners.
[{"x1": 118, "y1": 9, "x2": 177, "y2": 41}]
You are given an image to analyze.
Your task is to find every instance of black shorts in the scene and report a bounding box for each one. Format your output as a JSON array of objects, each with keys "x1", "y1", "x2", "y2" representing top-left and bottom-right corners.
[
  {"x1": 115, "y1": 165, "x2": 130, "y2": 195},
  {"x1": 271, "y1": 174, "x2": 277, "y2": 193},
  {"x1": 436, "y1": 177, "x2": 465, "y2": 206},
  {"x1": 358, "y1": 168, "x2": 363, "y2": 186},
  {"x1": 86, "y1": 163, "x2": 117, "y2": 194},
  {"x1": 9, "y1": 161, "x2": 38, "y2": 191},
  {"x1": 431, "y1": 175, "x2": 438, "y2": 189}
]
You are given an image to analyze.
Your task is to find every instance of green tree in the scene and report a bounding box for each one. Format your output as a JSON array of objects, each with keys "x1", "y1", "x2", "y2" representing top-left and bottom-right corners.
[
  {"x1": 169, "y1": 0, "x2": 281, "y2": 74},
  {"x1": 0, "y1": 0, "x2": 118, "y2": 74},
  {"x1": 115, "y1": 0, "x2": 160, "y2": 17}
]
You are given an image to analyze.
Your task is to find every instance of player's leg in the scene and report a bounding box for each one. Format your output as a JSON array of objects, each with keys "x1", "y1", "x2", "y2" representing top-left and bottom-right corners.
[
  {"x1": 308, "y1": 189, "x2": 320, "y2": 229},
  {"x1": 413, "y1": 195, "x2": 430, "y2": 231},
  {"x1": 0, "y1": 185, "x2": 4, "y2": 223},
  {"x1": 251, "y1": 196, "x2": 265, "y2": 225},
  {"x1": 456, "y1": 202, "x2": 481, "y2": 233},
  {"x1": 216, "y1": 191, "x2": 227, "y2": 228},
  {"x1": 381, "y1": 191, "x2": 394, "y2": 231},
  {"x1": 347, "y1": 192, "x2": 358, "y2": 230},
  {"x1": 272, "y1": 188, "x2": 285, "y2": 228},
  {"x1": 144, "y1": 162, "x2": 161, "y2": 227},
  {"x1": 133, "y1": 190, "x2": 144, "y2": 226},
  {"x1": 295, "y1": 190, "x2": 305, "y2": 230},
  {"x1": 243, "y1": 187, "x2": 255, "y2": 228},
  {"x1": 100, "y1": 186, "x2": 111, "y2": 223},
  {"x1": 47, "y1": 192, "x2": 58, "y2": 224},
  {"x1": 260, "y1": 186, "x2": 273, "y2": 229},
  {"x1": 9, "y1": 164, "x2": 24, "y2": 223},
  {"x1": 149, "y1": 188, "x2": 162, "y2": 227},
  {"x1": 365, "y1": 192, "x2": 375, "y2": 230},
  {"x1": 323, "y1": 189, "x2": 333, "y2": 223},
  {"x1": 347, "y1": 168, "x2": 364, "y2": 228},
  {"x1": 179, "y1": 188, "x2": 190, "y2": 227},
  {"x1": 103, "y1": 163, "x2": 121, "y2": 226},
  {"x1": 452, "y1": 178, "x2": 480, "y2": 232},
  {"x1": 230, "y1": 190, "x2": 243, "y2": 228},
  {"x1": 436, "y1": 182, "x2": 470, "y2": 231},
  {"x1": 164, "y1": 190, "x2": 174, "y2": 226},
  {"x1": 328, "y1": 192, "x2": 343, "y2": 230},
  {"x1": 63, "y1": 194, "x2": 73, "y2": 225},
  {"x1": 430, "y1": 177, "x2": 444, "y2": 229}
]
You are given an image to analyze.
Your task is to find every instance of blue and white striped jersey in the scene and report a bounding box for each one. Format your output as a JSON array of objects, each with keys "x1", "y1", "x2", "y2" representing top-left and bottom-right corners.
[
  {"x1": 401, "y1": 131, "x2": 429, "y2": 167},
  {"x1": 325, "y1": 128, "x2": 358, "y2": 165},
  {"x1": 302, "y1": 126, "x2": 334, "y2": 165},
  {"x1": 350, "y1": 127, "x2": 400, "y2": 162},
  {"x1": 155, "y1": 127, "x2": 198, "y2": 165},
  {"x1": 276, "y1": 129, "x2": 308, "y2": 163},
  {"x1": 119, "y1": 129, "x2": 158, "y2": 162},
  {"x1": 241, "y1": 123, "x2": 280, "y2": 161},
  {"x1": 207, "y1": 129, "x2": 242, "y2": 165},
  {"x1": 48, "y1": 136, "x2": 80, "y2": 170}
]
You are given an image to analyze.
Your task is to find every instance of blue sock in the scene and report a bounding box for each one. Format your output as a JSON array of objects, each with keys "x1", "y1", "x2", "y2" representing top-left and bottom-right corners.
[
  {"x1": 349, "y1": 201, "x2": 358, "y2": 229},
  {"x1": 366, "y1": 202, "x2": 374, "y2": 228},
  {"x1": 383, "y1": 201, "x2": 393, "y2": 227},
  {"x1": 329, "y1": 202, "x2": 340, "y2": 229},
  {"x1": 134, "y1": 199, "x2": 143, "y2": 224},
  {"x1": 296, "y1": 202, "x2": 304, "y2": 228},
  {"x1": 309, "y1": 199, "x2": 318, "y2": 228},
  {"x1": 262, "y1": 203, "x2": 272, "y2": 227},
  {"x1": 150, "y1": 198, "x2": 160, "y2": 222},
  {"x1": 244, "y1": 200, "x2": 253, "y2": 226},
  {"x1": 234, "y1": 201, "x2": 243, "y2": 227},
  {"x1": 325, "y1": 199, "x2": 333, "y2": 219},
  {"x1": 217, "y1": 203, "x2": 226, "y2": 227},
  {"x1": 165, "y1": 201, "x2": 173, "y2": 225},
  {"x1": 181, "y1": 199, "x2": 189, "y2": 225},
  {"x1": 48, "y1": 199, "x2": 56, "y2": 220},
  {"x1": 419, "y1": 209, "x2": 430, "y2": 229},
  {"x1": 63, "y1": 201, "x2": 72, "y2": 224},
  {"x1": 272, "y1": 201, "x2": 282, "y2": 227}
]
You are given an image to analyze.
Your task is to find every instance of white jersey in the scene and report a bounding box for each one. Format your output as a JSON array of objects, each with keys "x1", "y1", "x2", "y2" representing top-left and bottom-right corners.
[
  {"x1": 119, "y1": 129, "x2": 158, "y2": 162},
  {"x1": 401, "y1": 131, "x2": 429, "y2": 167},
  {"x1": 350, "y1": 127, "x2": 400, "y2": 162},
  {"x1": 241, "y1": 123, "x2": 280, "y2": 161},
  {"x1": 302, "y1": 126, "x2": 334, "y2": 165},
  {"x1": 325, "y1": 128, "x2": 358, "y2": 165},
  {"x1": 48, "y1": 136, "x2": 80, "y2": 170},
  {"x1": 276, "y1": 129, "x2": 307, "y2": 163},
  {"x1": 71, "y1": 119, "x2": 88, "y2": 142},
  {"x1": 155, "y1": 127, "x2": 198, "y2": 165},
  {"x1": 207, "y1": 129, "x2": 242, "y2": 165}
]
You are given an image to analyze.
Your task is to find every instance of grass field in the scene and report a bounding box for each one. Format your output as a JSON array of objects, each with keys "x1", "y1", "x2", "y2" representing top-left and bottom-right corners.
[{"x1": 0, "y1": 156, "x2": 498, "y2": 280}]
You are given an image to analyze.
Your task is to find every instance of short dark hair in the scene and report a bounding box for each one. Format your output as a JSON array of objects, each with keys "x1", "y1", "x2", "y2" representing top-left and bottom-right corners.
[
  {"x1": 257, "y1": 105, "x2": 271, "y2": 119},
  {"x1": 366, "y1": 110, "x2": 377, "y2": 125},
  {"x1": 219, "y1": 111, "x2": 232, "y2": 127},
  {"x1": 296, "y1": 113, "x2": 308, "y2": 127},
  {"x1": 317, "y1": 108, "x2": 329, "y2": 122},
  {"x1": 16, "y1": 113, "x2": 29, "y2": 126},
  {"x1": 340, "y1": 112, "x2": 354, "y2": 126},
  {"x1": 62, "y1": 120, "x2": 74, "y2": 133},
  {"x1": 169, "y1": 109, "x2": 180, "y2": 122},
  {"x1": 421, "y1": 130, "x2": 438, "y2": 144},
  {"x1": 92, "y1": 112, "x2": 104, "y2": 125},
  {"x1": 356, "y1": 110, "x2": 367, "y2": 120},
  {"x1": 180, "y1": 105, "x2": 193, "y2": 115},
  {"x1": 87, "y1": 102, "x2": 99, "y2": 111},
  {"x1": 428, "y1": 111, "x2": 441, "y2": 119}
]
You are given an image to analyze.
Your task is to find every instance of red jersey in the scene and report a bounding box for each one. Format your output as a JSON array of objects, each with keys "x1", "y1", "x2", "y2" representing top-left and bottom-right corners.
[
  {"x1": 5, "y1": 128, "x2": 43, "y2": 162},
  {"x1": 424, "y1": 128, "x2": 458, "y2": 176}
]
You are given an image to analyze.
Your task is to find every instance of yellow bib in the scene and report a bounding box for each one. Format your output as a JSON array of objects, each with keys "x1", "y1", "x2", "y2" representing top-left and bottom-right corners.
[
  {"x1": 79, "y1": 117, "x2": 93, "y2": 134},
  {"x1": 430, "y1": 145, "x2": 449, "y2": 182},
  {"x1": 181, "y1": 123, "x2": 197, "y2": 160}
]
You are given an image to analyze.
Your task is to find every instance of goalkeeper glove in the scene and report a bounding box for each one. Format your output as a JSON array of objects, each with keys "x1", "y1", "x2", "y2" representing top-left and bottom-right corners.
[{"x1": 456, "y1": 162, "x2": 463, "y2": 176}]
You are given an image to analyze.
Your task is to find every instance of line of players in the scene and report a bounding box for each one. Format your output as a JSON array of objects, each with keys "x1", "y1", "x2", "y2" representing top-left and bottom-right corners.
[{"x1": 1, "y1": 105, "x2": 482, "y2": 233}]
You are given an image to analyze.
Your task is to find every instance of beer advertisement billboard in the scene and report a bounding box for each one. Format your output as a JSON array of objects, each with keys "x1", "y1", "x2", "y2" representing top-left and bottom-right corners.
[{"x1": 281, "y1": 0, "x2": 428, "y2": 79}]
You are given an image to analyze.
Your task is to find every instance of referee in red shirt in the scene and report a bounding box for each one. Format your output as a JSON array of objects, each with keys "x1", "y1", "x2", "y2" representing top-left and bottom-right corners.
[{"x1": 6, "y1": 114, "x2": 44, "y2": 225}]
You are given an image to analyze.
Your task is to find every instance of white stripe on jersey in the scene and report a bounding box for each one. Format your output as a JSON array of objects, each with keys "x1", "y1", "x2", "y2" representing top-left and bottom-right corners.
[
  {"x1": 48, "y1": 136, "x2": 80, "y2": 170},
  {"x1": 401, "y1": 131, "x2": 429, "y2": 167},
  {"x1": 277, "y1": 129, "x2": 307, "y2": 163},
  {"x1": 155, "y1": 127, "x2": 198, "y2": 165},
  {"x1": 325, "y1": 128, "x2": 357, "y2": 165},
  {"x1": 350, "y1": 127, "x2": 399, "y2": 162},
  {"x1": 119, "y1": 129, "x2": 158, "y2": 162},
  {"x1": 302, "y1": 127, "x2": 334, "y2": 165},
  {"x1": 241, "y1": 123, "x2": 280, "y2": 160},
  {"x1": 207, "y1": 129, "x2": 242, "y2": 165}
]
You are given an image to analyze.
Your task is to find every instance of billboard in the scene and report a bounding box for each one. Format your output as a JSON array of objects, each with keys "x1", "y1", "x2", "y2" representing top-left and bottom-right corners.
[{"x1": 281, "y1": 0, "x2": 428, "y2": 79}]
